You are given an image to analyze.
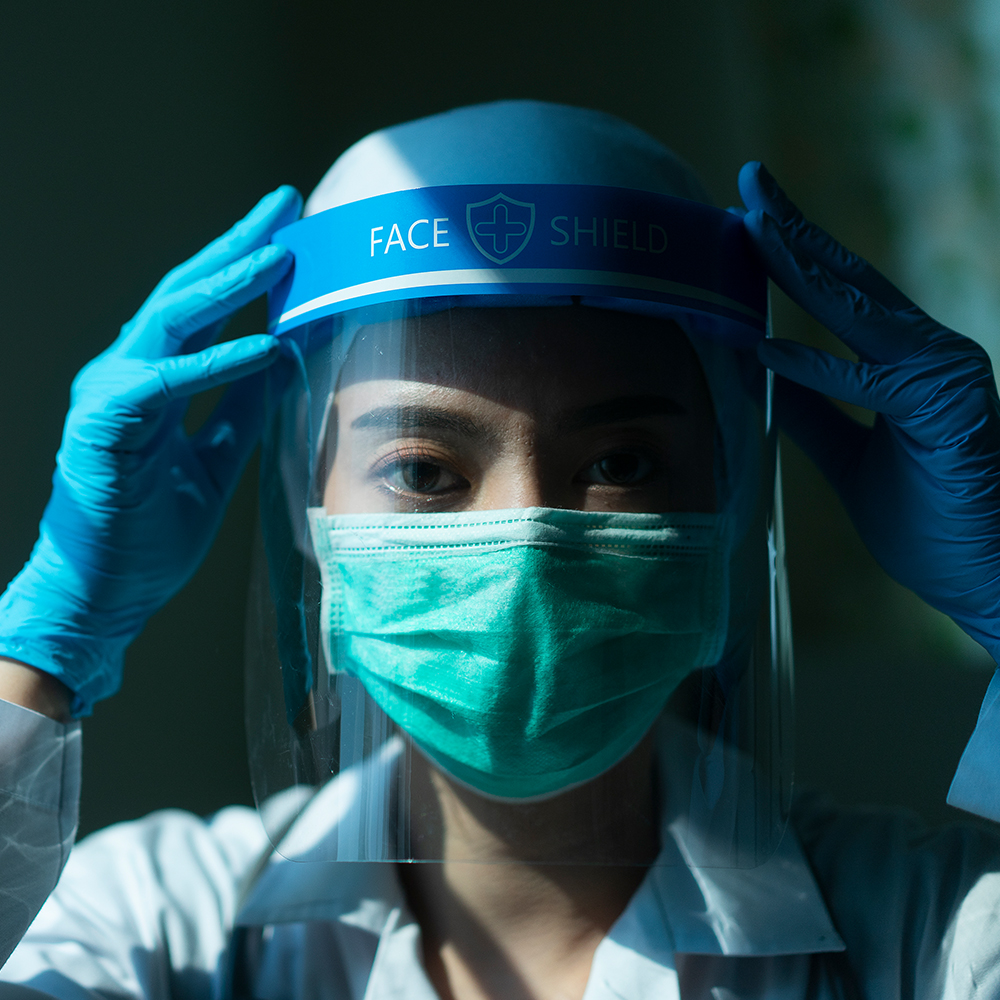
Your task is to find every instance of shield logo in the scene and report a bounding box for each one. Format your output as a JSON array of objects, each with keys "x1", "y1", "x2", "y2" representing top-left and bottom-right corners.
[{"x1": 466, "y1": 192, "x2": 536, "y2": 264}]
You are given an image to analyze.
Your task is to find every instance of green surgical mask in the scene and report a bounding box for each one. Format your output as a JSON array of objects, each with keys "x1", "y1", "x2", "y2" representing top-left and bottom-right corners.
[{"x1": 307, "y1": 506, "x2": 728, "y2": 800}]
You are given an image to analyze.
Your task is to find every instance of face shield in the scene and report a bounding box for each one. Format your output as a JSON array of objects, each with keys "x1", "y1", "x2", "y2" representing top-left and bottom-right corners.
[{"x1": 245, "y1": 110, "x2": 792, "y2": 871}]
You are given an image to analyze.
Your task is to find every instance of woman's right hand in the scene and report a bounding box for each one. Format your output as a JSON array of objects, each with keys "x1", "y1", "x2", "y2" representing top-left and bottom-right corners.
[{"x1": 0, "y1": 185, "x2": 301, "y2": 716}]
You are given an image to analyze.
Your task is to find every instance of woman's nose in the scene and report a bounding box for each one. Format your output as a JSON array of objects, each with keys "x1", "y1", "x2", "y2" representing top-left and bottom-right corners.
[{"x1": 473, "y1": 453, "x2": 574, "y2": 510}]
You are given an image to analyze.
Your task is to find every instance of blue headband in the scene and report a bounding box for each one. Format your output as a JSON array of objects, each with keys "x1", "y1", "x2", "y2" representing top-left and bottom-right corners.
[{"x1": 267, "y1": 184, "x2": 766, "y2": 346}]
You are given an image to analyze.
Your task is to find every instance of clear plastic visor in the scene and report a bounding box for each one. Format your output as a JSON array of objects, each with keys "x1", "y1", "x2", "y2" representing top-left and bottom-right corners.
[{"x1": 246, "y1": 300, "x2": 792, "y2": 868}]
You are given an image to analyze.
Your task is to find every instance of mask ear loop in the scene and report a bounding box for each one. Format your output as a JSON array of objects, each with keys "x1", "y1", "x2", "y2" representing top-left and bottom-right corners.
[
  {"x1": 296, "y1": 317, "x2": 398, "y2": 795},
  {"x1": 670, "y1": 325, "x2": 768, "y2": 865},
  {"x1": 255, "y1": 317, "x2": 368, "y2": 792},
  {"x1": 261, "y1": 330, "x2": 317, "y2": 743},
  {"x1": 262, "y1": 315, "x2": 351, "y2": 735},
  {"x1": 294, "y1": 314, "x2": 364, "y2": 711}
]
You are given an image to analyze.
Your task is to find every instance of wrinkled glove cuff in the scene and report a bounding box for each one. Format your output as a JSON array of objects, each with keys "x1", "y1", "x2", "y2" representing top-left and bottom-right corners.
[{"x1": 0, "y1": 536, "x2": 144, "y2": 717}]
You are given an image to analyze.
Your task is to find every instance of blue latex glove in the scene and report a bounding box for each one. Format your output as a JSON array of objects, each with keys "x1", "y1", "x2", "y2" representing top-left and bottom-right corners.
[
  {"x1": 739, "y1": 161, "x2": 1000, "y2": 663},
  {"x1": 0, "y1": 186, "x2": 302, "y2": 715}
]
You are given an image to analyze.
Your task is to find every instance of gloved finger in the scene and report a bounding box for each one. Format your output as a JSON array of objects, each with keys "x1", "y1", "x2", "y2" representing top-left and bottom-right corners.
[
  {"x1": 744, "y1": 210, "x2": 926, "y2": 365},
  {"x1": 738, "y1": 162, "x2": 914, "y2": 314},
  {"x1": 770, "y1": 372, "x2": 871, "y2": 499},
  {"x1": 758, "y1": 338, "x2": 918, "y2": 418},
  {"x1": 121, "y1": 244, "x2": 291, "y2": 358},
  {"x1": 144, "y1": 185, "x2": 301, "y2": 304},
  {"x1": 130, "y1": 334, "x2": 280, "y2": 409},
  {"x1": 189, "y1": 369, "x2": 269, "y2": 499}
]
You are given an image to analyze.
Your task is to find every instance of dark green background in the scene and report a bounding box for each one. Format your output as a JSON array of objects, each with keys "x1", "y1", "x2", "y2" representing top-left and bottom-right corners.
[{"x1": 0, "y1": 0, "x2": 991, "y2": 836}]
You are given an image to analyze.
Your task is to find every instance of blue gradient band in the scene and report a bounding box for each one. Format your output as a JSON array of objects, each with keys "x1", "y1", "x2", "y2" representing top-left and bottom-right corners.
[{"x1": 268, "y1": 184, "x2": 766, "y2": 345}]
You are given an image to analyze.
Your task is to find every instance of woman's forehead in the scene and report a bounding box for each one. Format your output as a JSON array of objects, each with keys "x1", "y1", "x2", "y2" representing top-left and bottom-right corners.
[{"x1": 336, "y1": 306, "x2": 709, "y2": 405}]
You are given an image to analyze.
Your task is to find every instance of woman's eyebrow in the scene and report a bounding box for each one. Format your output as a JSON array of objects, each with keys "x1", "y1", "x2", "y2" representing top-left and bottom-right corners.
[
  {"x1": 351, "y1": 405, "x2": 491, "y2": 439},
  {"x1": 560, "y1": 394, "x2": 686, "y2": 430}
]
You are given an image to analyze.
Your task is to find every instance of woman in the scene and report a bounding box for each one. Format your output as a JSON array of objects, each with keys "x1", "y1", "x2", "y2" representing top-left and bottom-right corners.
[{"x1": 1, "y1": 101, "x2": 998, "y2": 1000}]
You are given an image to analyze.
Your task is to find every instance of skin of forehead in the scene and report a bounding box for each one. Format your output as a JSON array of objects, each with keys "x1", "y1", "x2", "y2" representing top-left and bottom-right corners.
[{"x1": 335, "y1": 305, "x2": 716, "y2": 418}]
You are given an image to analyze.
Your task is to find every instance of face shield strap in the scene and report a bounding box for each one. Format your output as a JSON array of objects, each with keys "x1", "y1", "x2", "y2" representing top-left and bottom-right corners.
[{"x1": 266, "y1": 184, "x2": 767, "y2": 347}]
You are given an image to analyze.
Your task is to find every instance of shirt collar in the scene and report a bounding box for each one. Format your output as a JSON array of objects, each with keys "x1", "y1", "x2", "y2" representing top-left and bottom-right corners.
[{"x1": 237, "y1": 730, "x2": 844, "y2": 958}]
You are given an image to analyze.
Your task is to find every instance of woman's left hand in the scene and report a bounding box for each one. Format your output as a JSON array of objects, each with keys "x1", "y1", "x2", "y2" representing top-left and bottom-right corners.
[{"x1": 740, "y1": 161, "x2": 1000, "y2": 663}]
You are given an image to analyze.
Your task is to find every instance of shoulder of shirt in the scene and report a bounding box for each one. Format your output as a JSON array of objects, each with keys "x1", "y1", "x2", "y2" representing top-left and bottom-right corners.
[
  {"x1": 75, "y1": 801, "x2": 268, "y2": 861},
  {"x1": 790, "y1": 785, "x2": 1000, "y2": 869},
  {"x1": 62, "y1": 804, "x2": 272, "y2": 915},
  {"x1": 790, "y1": 786, "x2": 1000, "y2": 970}
]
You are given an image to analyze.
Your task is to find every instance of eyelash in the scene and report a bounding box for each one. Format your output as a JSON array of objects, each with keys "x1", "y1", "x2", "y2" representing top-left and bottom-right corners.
[
  {"x1": 369, "y1": 447, "x2": 466, "y2": 494},
  {"x1": 372, "y1": 445, "x2": 443, "y2": 471},
  {"x1": 579, "y1": 448, "x2": 658, "y2": 485}
]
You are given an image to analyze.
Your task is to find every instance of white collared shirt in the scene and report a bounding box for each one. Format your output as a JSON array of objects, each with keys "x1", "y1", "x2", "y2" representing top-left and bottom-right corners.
[{"x1": 2, "y1": 695, "x2": 1000, "y2": 999}]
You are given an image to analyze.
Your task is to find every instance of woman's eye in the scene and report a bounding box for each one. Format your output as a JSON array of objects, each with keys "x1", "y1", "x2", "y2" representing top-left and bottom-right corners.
[
  {"x1": 382, "y1": 458, "x2": 466, "y2": 495},
  {"x1": 580, "y1": 452, "x2": 654, "y2": 486}
]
